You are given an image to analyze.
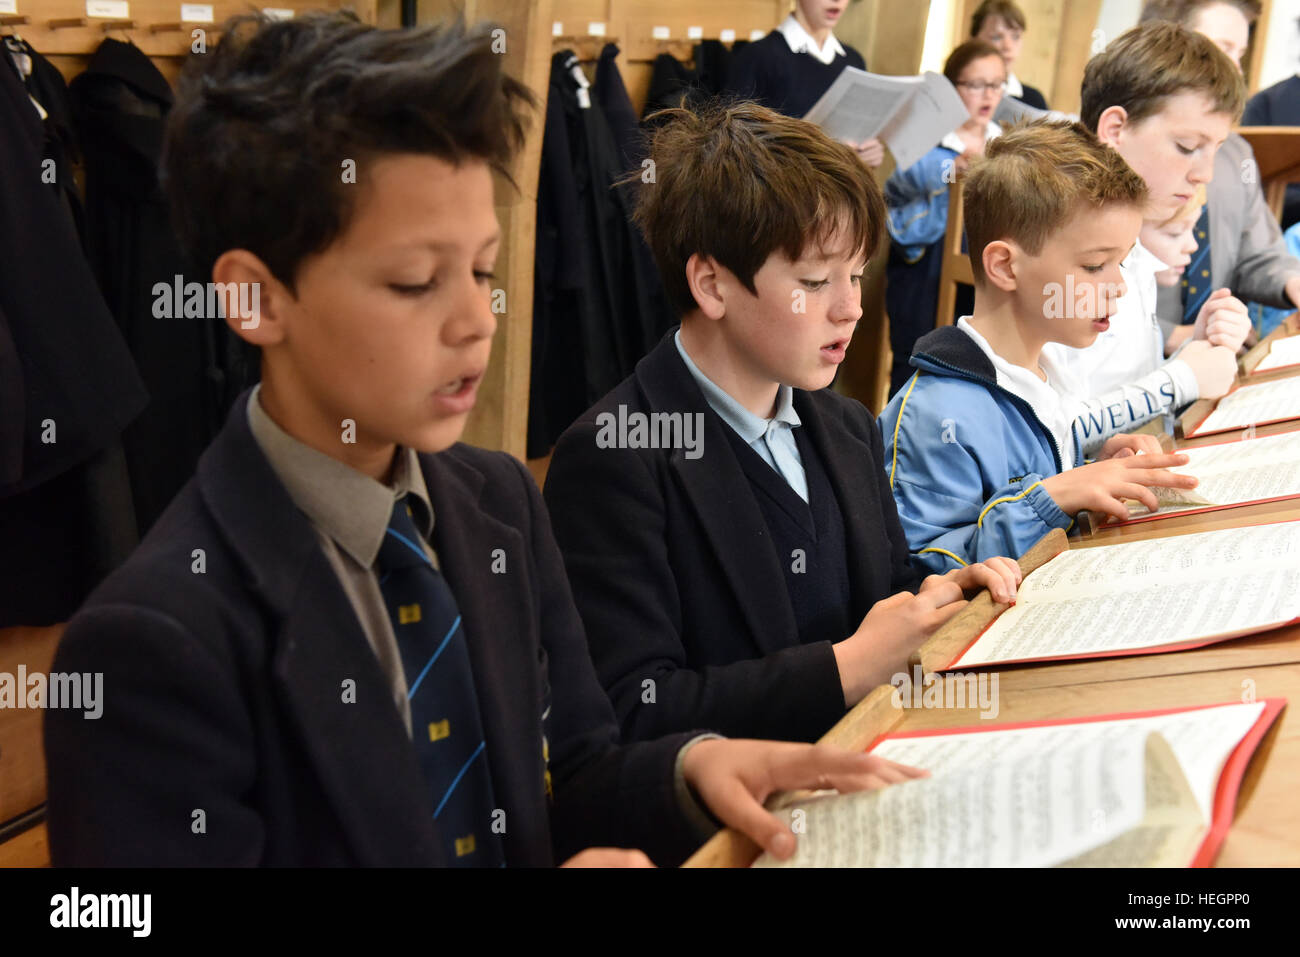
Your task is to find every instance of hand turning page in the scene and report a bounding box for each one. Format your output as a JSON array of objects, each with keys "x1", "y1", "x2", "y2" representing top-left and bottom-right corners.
[{"x1": 1123, "y1": 429, "x2": 1300, "y2": 521}]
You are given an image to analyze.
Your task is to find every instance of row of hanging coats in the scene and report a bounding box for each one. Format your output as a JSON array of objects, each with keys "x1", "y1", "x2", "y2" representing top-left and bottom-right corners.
[
  {"x1": 527, "y1": 41, "x2": 745, "y2": 459},
  {"x1": 0, "y1": 35, "x2": 249, "y2": 627}
]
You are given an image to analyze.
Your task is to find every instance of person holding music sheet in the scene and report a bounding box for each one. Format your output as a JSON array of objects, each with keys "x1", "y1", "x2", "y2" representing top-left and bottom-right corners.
[
  {"x1": 879, "y1": 121, "x2": 1201, "y2": 573},
  {"x1": 882, "y1": 39, "x2": 1006, "y2": 397},
  {"x1": 726, "y1": 0, "x2": 885, "y2": 168}
]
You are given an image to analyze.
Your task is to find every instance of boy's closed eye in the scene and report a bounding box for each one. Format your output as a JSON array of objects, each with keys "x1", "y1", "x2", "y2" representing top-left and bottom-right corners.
[
  {"x1": 389, "y1": 268, "x2": 497, "y2": 296},
  {"x1": 799, "y1": 274, "x2": 864, "y2": 290}
]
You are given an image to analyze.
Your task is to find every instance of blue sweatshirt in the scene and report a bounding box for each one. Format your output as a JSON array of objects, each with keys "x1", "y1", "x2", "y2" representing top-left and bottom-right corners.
[{"x1": 879, "y1": 325, "x2": 1082, "y2": 573}]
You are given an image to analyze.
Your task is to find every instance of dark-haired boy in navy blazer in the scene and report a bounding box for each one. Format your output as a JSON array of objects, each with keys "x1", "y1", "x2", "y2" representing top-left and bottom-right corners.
[
  {"x1": 544, "y1": 101, "x2": 1021, "y2": 746},
  {"x1": 42, "y1": 13, "x2": 925, "y2": 868}
]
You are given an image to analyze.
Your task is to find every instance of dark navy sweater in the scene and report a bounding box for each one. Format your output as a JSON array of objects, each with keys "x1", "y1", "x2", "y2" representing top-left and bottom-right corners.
[{"x1": 724, "y1": 30, "x2": 866, "y2": 118}]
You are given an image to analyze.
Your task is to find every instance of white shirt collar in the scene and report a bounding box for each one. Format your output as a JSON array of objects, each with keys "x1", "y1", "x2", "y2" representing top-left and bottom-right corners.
[
  {"x1": 1004, "y1": 72, "x2": 1024, "y2": 98},
  {"x1": 939, "y1": 119, "x2": 1001, "y2": 155},
  {"x1": 776, "y1": 14, "x2": 846, "y2": 65},
  {"x1": 674, "y1": 330, "x2": 800, "y2": 443},
  {"x1": 1126, "y1": 237, "x2": 1169, "y2": 275}
]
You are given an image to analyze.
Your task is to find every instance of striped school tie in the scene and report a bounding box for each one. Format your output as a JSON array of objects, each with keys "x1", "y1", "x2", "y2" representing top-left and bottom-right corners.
[
  {"x1": 1181, "y1": 206, "x2": 1212, "y2": 324},
  {"x1": 376, "y1": 495, "x2": 503, "y2": 866}
]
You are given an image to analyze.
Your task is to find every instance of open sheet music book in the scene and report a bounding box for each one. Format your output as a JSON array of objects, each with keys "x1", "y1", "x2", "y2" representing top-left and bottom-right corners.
[
  {"x1": 753, "y1": 699, "x2": 1283, "y2": 868},
  {"x1": 947, "y1": 522, "x2": 1300, "y2": 669},
  {"x1": 1250, "y1": 335, "x2": 1300, "y2": 374},
  {"x1": 1185, "y1": 375, "x2": 1300, "y2": 437},
  {"x1": 802, "y1": 68, "x2": 968, "y2": 171},
  {"x1": 1121, "y1": 429, "x2": 1300, "y2": 523}
]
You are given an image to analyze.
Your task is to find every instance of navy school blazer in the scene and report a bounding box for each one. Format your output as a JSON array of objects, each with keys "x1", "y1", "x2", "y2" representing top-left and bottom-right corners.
[
  {"x1": 544, "y1": 331, "x2": 923, "y2": 744},
  {"x1": 43, "y1": 390, "x2": 703, "y2": 866}
]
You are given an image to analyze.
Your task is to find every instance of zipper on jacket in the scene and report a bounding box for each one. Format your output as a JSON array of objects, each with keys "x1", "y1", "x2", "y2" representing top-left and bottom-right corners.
[{"x1": 912, "y1": 353, "x2": 1068, "y2": 474}]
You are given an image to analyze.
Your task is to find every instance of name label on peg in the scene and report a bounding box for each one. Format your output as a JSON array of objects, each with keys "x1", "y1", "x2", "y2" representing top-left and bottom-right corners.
[
  {"x1": 181, "y1": 3, "x2": 213, "y2": 22},
  {"x1": 720, "y1": 29, "x2": 736, "y2": 43},
  {"x1": 750, "y1": 29, "x2": 765, "y2": 41},
  {"x1": 0, "y1": 0, "x2": 18, "y2": 15},
  {"x1": 652, "y1": 25, "x2": 669, "y2": 40},
  {"x1": 552, "y1": 21, "x2": 562, "y2": 36},
  {"x1": 587, "y1": 21, "x2": 605, "y2": 36},
  {"x1": 86, "y1": 0, "x2": 129, "y2": 18},
  {"x1": 687, "y1": 26, "x2": 703, "y2": 40},
  {"x1": 263, "y1": 7, "x2": 294, "y2": 20}
]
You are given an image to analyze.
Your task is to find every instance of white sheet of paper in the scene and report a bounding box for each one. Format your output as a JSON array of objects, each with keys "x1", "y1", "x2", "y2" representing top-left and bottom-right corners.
[
  {"x1": 1191, "y1": 375, "x2": 1300, "y2": 435},
  {"x1": 802, "y1": 68, "x2": 967, "y2": 172},
  {"x1": 1129, "y1": 429, "x2": 1300, "y2": 517},
  {"x1": 992, "y1": 96, "x2": 1077, "y2": 127},
  {"x1": 953, "y1": 522, "x2": 1300, "y2": 667},
  {"x1": 1253, "y1": 335, "x2": 1300, "y2": 373},
  {"x1": 752, "y1": 701, "x2": 1264, "y2": 867}
]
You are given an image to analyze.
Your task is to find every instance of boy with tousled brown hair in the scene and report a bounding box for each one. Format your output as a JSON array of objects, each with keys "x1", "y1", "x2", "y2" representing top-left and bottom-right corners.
[
  {"x1": 545, "y1": 100, "x2": 1020, "y2": 746},
  {"x1": 880, "y1": 120, "x2": 1200, "y2": 572}
]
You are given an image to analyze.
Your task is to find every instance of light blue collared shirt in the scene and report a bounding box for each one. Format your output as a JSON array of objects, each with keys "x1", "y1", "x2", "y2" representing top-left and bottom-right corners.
[{"x1": 674, "y1": 330, "x2": 808, "y2": 502}]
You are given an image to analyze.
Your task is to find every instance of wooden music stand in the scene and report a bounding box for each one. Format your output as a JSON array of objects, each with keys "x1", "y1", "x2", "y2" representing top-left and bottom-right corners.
[
  {"x1": 934, "y1": 179, "x2": 973, "y2": 328},
  {"x1": 1237, "y1": 127, "x2": 1300, "y2": 224}
]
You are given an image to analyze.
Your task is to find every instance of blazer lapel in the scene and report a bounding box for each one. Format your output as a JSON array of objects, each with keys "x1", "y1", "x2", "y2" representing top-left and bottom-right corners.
[
  {"x1": 795, "y1": 391, "x2": 881, "y2": 610},
  {"x1": 198, "y1": 394, "x2": 444, "y2": 865},
  {"x1": 419, "y1": 451, "x2": 549, "y2": 866},
  {"x1": 636, "y1": 335, "x2": 799, "y2": 655}
]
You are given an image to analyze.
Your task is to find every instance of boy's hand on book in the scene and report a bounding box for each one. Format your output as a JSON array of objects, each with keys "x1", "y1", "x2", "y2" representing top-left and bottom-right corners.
[
  {"x1": 1042, "y1": 452, "x2": 1196, "y2": 521},
  {"x1": 1192, "y1": 288, "x2": 1251, "y2": 352},
  {"x1": 1177, "y1": 339, "x2": 1238, "y2": 399},
  {"x1": 680, "y1": 739, "x2": 928, "y2": 861},
  {"x1": 559, "y1": 848, "x2": 656, "y2": 867},
  {"x1": 835, "y1": 583, "x2": 970, "y2": 702},
  {"x1": 936, "y1": 556, "x2": 1022, "y2": 605}
]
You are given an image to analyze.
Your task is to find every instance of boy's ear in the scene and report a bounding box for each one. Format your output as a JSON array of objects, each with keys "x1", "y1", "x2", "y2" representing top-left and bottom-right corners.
[
  {"x1": 982, "y1": 240, "x2": 1018, "y2": 292},
  {"x1": 684, "y1": 253, "x2": 727, "y2": 321},
  {"x1": 211, "y1": 249, "x2": 292, "y2": 346},
  {"x1": 1094, "y1": 105, "x2": 1128, "y2": 147}
]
